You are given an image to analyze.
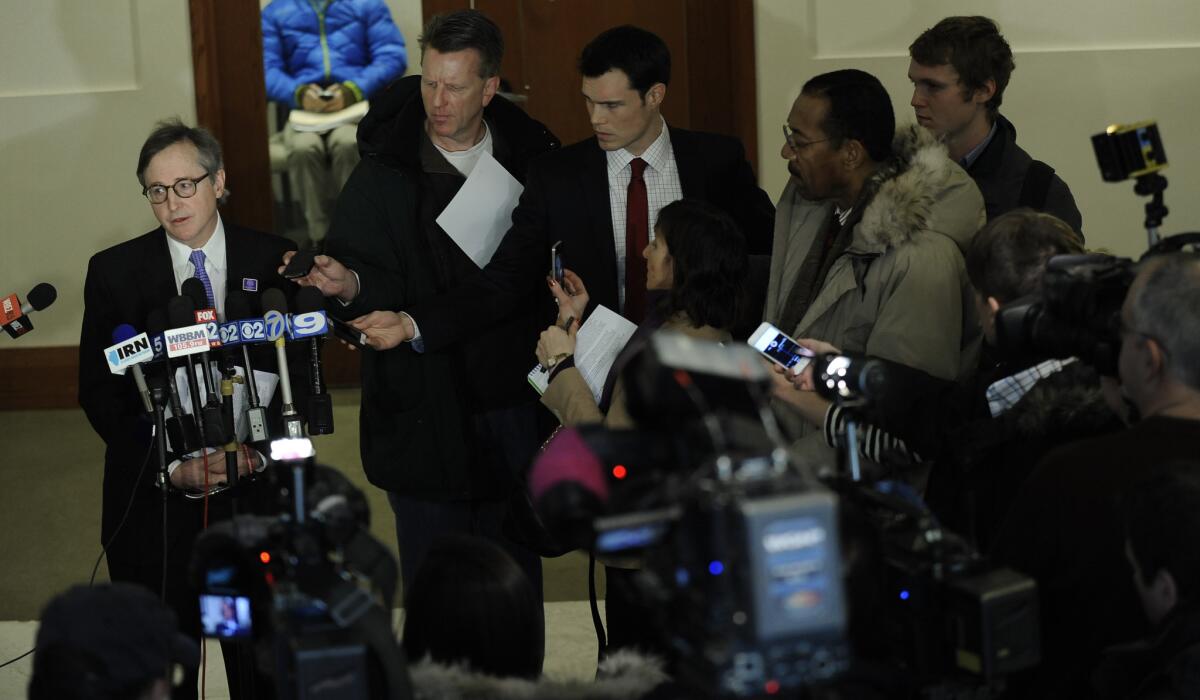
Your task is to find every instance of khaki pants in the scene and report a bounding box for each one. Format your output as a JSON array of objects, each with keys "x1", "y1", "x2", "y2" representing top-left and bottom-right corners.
[{"x1": 283, "y1": 123, "x2": 359, "y2": 243}]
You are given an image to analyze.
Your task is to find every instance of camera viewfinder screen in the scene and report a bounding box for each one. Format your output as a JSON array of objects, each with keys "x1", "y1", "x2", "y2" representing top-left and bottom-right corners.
[
  {"x1": 752, "y1": 514, "x2": 844, "y2": 640},
  {"x1": 200, "y1": 594, "x2": 253, "y2": 639}
]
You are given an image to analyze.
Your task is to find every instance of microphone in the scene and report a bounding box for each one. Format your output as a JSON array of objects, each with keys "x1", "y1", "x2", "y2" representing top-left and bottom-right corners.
[
  {"x1": 148, "y1": 307, "x2": 198, "y2": 454},
  {"x1": 2, "y1": 282, "x2": 57, "y2": 339},
  {"x1": 106, "y1": 324, "x2": 154, "y2": 414},
  {"x1": 181, "y1": 278, "x2": 227, "y2": 445},
  {"x1": 225, "y1": 291, "x2": 269, "y2": 442},
  {"x1": 166, "y1": 294, "x2": 213, "y2": 447},
  {"x1": 529, "y1": 427, "x2": 610, "y2": 551},
  {"x1": 294, "y1": 286, "x2": 333, "y2": 435},
  {"x1": 262, "y1": 288, "x2": 304, "y2": 438}
]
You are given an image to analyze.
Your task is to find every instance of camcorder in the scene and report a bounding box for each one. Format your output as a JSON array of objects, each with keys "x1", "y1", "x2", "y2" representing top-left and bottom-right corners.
[
  {"x1": 532, "y1": 334, "x2": 1038, "y2": 699},
  {"x1": 189, "y1": 438, "x2": 413, "y2": 700},
  {"x1": 993, "y1": 254, "x2": 1136, "y2": 376}
]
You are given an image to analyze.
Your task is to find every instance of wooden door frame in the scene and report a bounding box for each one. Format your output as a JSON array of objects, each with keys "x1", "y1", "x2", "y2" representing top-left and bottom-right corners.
[{"x1": 189, "y1": 0, "x2": 275, "y2": 234}]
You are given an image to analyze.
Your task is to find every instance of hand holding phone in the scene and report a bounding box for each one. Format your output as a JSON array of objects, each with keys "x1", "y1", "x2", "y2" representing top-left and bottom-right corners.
[
  {"x1": 747, "y1": 322, "x2": 815, "y2": 374},
  {"x1": 549, "y1": 241, "x2": 564, "y2": 286},
  {"x1": 282, "y1": 250, "x2": 316, "y2": 279},
  {"x1": 330, "y1": 316, "x2": 367, "y2": 349}
]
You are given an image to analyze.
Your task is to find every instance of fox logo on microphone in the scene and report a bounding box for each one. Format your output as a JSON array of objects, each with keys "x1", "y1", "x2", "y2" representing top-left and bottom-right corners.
[
  {"x1": 0, "y1": 294, "x2": 20, "y2": 325},
  {"x1": 103, "y1": 333, "x2": 154, "y2": 375}
]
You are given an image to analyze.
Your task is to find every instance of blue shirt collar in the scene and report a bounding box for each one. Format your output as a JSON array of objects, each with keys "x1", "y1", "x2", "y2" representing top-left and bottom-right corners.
[{"x1": 959, "y1": 119, "x2": 998, "y2": 170}]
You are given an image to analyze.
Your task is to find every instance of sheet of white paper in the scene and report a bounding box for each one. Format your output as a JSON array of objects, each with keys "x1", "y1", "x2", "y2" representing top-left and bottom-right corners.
[
  {"x1": 527, "y1": 305, "x2": 638, "y2": 404},
  {"x1": 435, "y1": 150, "x2": 524, "y2": 268},
  {"x1": 169, "y1": 364, "x2": 279, "y2": 451}
]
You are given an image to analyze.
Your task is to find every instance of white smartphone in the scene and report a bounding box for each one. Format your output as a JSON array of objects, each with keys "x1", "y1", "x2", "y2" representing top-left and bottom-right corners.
[{"x1": 748, "y1": 321, "x2": 815, "y2": 374}]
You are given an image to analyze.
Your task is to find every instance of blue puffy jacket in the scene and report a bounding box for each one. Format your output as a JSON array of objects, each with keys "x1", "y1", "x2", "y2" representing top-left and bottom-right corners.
[{"x1": 262, "y1": 0, "x2": 407, "y2": 107}]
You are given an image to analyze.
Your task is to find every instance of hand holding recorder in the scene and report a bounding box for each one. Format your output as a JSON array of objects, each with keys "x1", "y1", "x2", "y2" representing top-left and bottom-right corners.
[
  {"x1": 348, "y1": 310, "x2": 414, "y2": 350},
  {"x1": 279, "y1": 251, "x2": 358, "y2": 303}
]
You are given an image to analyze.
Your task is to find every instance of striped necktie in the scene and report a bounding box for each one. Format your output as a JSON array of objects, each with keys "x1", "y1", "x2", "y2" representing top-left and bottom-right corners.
[{"x1": 188, "y1": 249, "x2": 215, "y2": 308}]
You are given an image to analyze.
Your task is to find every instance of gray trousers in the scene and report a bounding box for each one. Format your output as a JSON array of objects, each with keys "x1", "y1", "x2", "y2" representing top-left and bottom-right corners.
[{"x1": 283, "y1": 123, "x2": 359, "y2": 243}]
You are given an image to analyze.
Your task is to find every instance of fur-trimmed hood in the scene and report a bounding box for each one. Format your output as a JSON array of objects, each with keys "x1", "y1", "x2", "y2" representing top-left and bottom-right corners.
[
  {"x1": 407, "y1": 651, "x2": 671, "y2": 700},
  {"x1": 853, "y1": 124, "x2": 980, "y2": 255},
  {"x1": 1006, "y1": 361, "x2": 1122, "y2": 440}
]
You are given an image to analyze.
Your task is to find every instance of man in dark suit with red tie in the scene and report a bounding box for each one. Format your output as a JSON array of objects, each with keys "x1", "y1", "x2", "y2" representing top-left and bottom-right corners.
[
  {"x1": 330, "y1": 24, "x2": 774, "y2": 651},
  {"x1": 78, "y1": 119, "x2": 297, "y2": 699}
]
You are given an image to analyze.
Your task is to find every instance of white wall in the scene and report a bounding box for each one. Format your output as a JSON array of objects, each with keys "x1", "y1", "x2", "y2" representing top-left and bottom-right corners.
[
  {"x1": 754, "y1": 0, "x2": 1200, "y2": 258},
  {"x1": 382, "y1": 0, "x2": 423, "y2": 76},
  {"x1": 0, "y1": 0, "x2": 197, "y2": 347}
]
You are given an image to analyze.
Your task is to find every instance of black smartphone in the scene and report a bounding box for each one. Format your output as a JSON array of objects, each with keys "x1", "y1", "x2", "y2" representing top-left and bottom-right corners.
[
  {"x1": 330, "y1": 316, "x2": 367, "y2": 348},
  {"x1": 282, "y1": 250, "x2": 316, "y2": 279},
  {"x1": 549, "y1": 241, "x2": 564, "y2": 286}
]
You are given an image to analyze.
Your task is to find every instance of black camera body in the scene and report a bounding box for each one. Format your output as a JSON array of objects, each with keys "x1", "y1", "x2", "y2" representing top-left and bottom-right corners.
[
  {"x1": 645, "y1": 483, "x2": 851, "y2": 696},
  {"x1": 536, "y1": 333, "x2": 1039, "y2": 697},
  {"x1": 1092, "y1": 121, "x2": 1166, "y2": 183},
  {"x1": 994, "y1": 254, "x2": 1136, "y2": 376},
  {"x1": 190, "y1": 448, "x2": 410, "y2": 700},
  {"x1": 834, "y1": 480, "x2": 1040, "y2": 689}
]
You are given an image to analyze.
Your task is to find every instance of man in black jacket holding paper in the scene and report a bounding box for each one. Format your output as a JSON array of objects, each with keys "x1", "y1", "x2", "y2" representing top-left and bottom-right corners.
[{"x1": 284, "y1": 10, "x2": 559, "y2": 592}]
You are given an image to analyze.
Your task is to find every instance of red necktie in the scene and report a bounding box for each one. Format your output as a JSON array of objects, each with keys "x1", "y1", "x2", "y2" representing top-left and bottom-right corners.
[{"x1": 624, "y1": 157, "x2": 649, "y2": 324}]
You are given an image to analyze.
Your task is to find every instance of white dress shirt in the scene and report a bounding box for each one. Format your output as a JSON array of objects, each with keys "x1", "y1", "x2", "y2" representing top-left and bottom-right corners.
[
  {"x1": 165, "y1": 215, "x2": 228, "y2": 319},
  {"x1": 606, "y1": 119, "x2": 684, "y2": 311}
]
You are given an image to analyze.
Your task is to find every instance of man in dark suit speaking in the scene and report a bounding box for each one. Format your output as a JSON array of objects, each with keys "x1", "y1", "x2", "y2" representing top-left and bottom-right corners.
[{"x1": 78, "y1": 119, "x2": 297, "y2": 699}]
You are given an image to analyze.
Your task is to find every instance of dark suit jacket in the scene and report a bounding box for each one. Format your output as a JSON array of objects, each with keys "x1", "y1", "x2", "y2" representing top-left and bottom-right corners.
[
  {"x1": 78, "y1": 223, "x2": 298, "y2": 549},
  {"x1": 968, "y1": 113, "x2": 1083, "y2": 236},
  {"x1": 407, "y1": 127, "x2": 775, "y2": 351}
]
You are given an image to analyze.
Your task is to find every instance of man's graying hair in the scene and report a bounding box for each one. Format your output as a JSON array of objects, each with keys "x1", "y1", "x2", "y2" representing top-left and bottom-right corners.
[
  {"x1": 419, "y1": 10, "x2": 504, "y2": 78},
  {"x1": 136, "y1": 118, "x2": 229, "y2": 204},
  {"x1": 137, "y1": 118, "x2": 223, "y2": 186},
  {"x1": 1131, "y1": 252, "x2": 1200, "y2": 390}
]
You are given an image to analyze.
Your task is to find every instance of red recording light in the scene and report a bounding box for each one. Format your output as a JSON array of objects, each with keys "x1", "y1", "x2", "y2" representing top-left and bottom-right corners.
[
  {"x1": 259, "y1": 551, "x2": 271, "y2": 564},
  {"x1": 764, "y1": 679, "x2": 780, "y2": 695},
  {"x1": 612, "y1": 465, "x2": 627, "y2": 479}
]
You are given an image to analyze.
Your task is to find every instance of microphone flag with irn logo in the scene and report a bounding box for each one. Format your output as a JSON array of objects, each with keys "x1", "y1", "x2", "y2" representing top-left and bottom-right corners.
[{"x1": 106, "y1": 324, "x2": 155, "y2": 414}]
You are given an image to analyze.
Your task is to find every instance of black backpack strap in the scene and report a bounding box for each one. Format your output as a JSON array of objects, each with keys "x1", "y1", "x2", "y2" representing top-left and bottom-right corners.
[{"x1": 1019, "y1": 159, "x2": 1055, "y2": 211}]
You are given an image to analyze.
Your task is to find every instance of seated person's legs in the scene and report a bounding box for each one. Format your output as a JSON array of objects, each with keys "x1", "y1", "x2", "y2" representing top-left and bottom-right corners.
[
  {"x1": 283, "y1": 128, "x2": 331, "y2": 246},
  {"x1": 328, "y1": 123, "x2": 361, "y2": 194}
]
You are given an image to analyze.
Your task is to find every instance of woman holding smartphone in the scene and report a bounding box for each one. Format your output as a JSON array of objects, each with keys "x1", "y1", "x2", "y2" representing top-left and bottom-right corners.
[{"x1": 535, "y1": 198, "x2": 748, "y2": 428}]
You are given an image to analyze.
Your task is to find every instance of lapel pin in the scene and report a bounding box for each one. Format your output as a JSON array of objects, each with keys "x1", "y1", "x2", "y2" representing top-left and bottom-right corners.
[{"x1": 242, "y1": 278, "x2": 259, "y2": 292}]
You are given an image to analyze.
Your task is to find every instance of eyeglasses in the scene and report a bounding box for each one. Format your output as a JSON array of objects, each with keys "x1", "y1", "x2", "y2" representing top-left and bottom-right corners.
[
  {"x1": 782, "y1": 124, "x2": 828, "y2": 152},
  {"x1": 143, "y1": 173, "x2": 212, "y2": 204}
]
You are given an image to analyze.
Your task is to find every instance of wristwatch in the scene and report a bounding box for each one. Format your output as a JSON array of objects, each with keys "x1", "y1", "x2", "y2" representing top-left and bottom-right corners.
[{"x1": 545, "y1": 352, "x2": 571, "y2": 370}]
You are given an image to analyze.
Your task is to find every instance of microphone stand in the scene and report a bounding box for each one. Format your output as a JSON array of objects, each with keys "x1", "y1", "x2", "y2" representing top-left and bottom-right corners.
[
  {"x1": 148, "y1": 378, "x2": 172, "y2": 601},
  {"x1": 241, "y1": 343, "x2": 269, "y2": 442},
  {"x1": 150, "y1": 380, "x2": 171, "y2": 494},
  {"x1": 220, "y1": 365, "x2": 243, "y2": 516}
]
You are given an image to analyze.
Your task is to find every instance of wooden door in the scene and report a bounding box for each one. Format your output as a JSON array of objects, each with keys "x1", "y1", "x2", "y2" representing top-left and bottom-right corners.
[{"x1": 422, "y1": 0, "x2": 760, "y2": 174}]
